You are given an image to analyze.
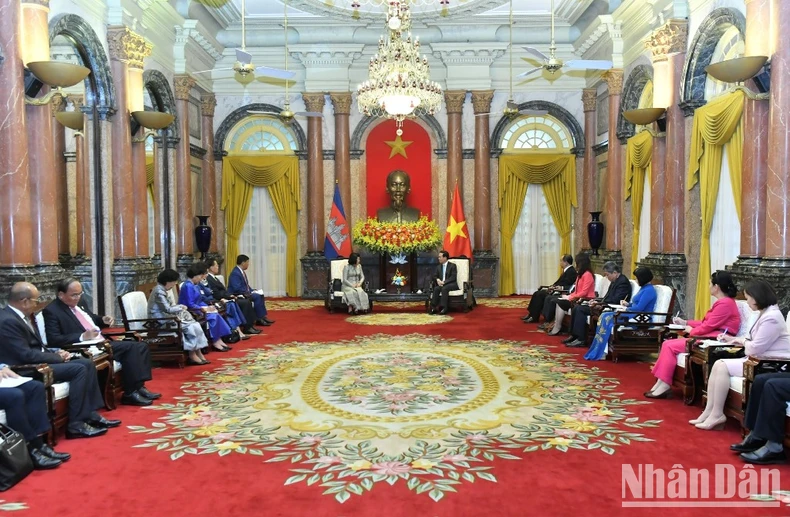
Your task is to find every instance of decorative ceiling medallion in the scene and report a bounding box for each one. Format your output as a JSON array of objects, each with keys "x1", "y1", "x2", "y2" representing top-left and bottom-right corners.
[{"x1": 288, "y1": 0, "x2": 505, "y2": 21}]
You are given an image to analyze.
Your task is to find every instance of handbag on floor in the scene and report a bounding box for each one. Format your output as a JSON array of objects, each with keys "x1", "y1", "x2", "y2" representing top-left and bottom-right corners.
[{"x1": 0, "y1": 424, "x2": 33, "y2": 491}]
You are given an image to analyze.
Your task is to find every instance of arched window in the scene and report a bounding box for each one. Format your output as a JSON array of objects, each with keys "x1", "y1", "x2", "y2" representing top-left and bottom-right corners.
[
  {"x1": 500, "y1": 114, "x2": 574, "y2": 293},
  {"x1": 225, "y1": 115, "x2": 297, "y2": 296},
  {"x1": 704, "y1": 25, "x2": 745, "y2": 100}
]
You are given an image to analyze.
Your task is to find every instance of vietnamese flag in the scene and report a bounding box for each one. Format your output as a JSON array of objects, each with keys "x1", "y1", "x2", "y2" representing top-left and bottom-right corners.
[
  {"x1": 443, "y1": 184, "x2": 473, "y2": 259},
  {"x1": 324, "y1": 184, "x2": 352, "y2": 259}
]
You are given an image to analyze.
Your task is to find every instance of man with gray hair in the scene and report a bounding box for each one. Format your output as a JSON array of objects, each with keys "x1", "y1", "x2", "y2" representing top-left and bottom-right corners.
[
  {"x1": 564, "y1": 261, "x2": 632, "y2": 348},
  {"x1": 0, "y1": 282, "x2": 119, "y2": 439}
]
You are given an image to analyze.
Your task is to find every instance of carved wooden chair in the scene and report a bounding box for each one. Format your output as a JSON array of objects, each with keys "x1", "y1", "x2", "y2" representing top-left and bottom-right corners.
[
  {"x1": 427, "y1": 257, "x2": 475, "y2": 312},
  {"x1": 607, "y1": 284, "x2": 676, "y2": 362},
  {"x1": 6, "y1": 363, "x2": 55, "y2": 443},
  {"x1": 324, "y1": 258, "x2": 373, "y2": 313},
  {"x1": 118, "y1": 290, "x2": 186, "y2": 368}
]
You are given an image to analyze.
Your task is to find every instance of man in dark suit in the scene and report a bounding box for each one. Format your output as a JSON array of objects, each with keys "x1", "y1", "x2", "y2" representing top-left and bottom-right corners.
[
  {"x1": 430, "y1": 250, "x2": 458, "y2": 315},
  {"x1": 0, "y1": 366, "x2": 70, "y2": 469},
  {"x1": 732, "y1": 372, "x2": 790, "y2": 464},
  {"x1": 0, "y1": 282, "x2": 119, "y2": 439},
  {"x1": 205, "y1": 258, "x2": 260, "y2": 335},
  {"x1": 565, "y1": 261, "x2": 632, "y2": 347},
  {"x1": 43, "y1": 278, "x2": 160, "y2": 407},
  {"x1": 227, "y1": 254, "x2": 275, "y2": 327},
  {"x1": 522, "y1": 254, "x2": 577, "y2": 323}
]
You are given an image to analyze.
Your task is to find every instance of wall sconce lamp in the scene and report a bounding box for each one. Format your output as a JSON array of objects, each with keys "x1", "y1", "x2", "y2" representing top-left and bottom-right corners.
[
  {"x1": 54, "y1": 111, "x2": 84, "y2": 136},
  {"x1": 25, "y1": 61, "x2": 91, "y2": 105},
  {"x1": 705, "y1": 55, "x2": 769, "y2": 98},
  {"x1": 131, "y1": 111, "x2": 175, "y2": 142},
  {"x1": 622, "y1": 107, "x2": 667, "y2": 133}
]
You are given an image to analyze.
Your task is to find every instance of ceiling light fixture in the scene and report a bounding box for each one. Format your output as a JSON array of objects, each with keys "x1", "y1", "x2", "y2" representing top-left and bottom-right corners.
[{"x1": 356, "y1": 0, "x2": 443, "y2": 136}]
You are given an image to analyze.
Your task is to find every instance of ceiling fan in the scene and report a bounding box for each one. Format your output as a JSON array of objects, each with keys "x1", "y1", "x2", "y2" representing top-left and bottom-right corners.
[
  {"x1": 476, "y1": 0, "x2": 547, "y2": 119},
  {"x1": 248, "y1": 0, "x2": 322, "y2": 122},
  {"x1": 516, "y1": 0, "x2": 613, "y2": 79},
  {"x1": 193, "y1": 0, "x2": 295, "y2": 81}
]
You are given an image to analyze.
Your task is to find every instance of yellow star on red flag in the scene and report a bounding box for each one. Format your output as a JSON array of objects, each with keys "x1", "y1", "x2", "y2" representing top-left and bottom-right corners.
[
  {"x1": 446, "y1": 216, "x2": 467, "y2": 243},
  {"x1": 443, "y1": 184, "x2": 473, "y2": 260},
  {"x1": 384, "y1": 135, "x2": 413, "y2": 159}
]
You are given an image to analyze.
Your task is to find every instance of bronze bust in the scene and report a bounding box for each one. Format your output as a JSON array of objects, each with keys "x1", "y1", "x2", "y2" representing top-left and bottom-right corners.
[{"x1": 376, "y1": 170, "x2": 420, "y2": 223}]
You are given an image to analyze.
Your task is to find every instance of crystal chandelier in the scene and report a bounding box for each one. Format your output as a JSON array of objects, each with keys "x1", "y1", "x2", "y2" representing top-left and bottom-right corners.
[{"x1": 356, "y1": 0, "x2": 443, "y2": 135}]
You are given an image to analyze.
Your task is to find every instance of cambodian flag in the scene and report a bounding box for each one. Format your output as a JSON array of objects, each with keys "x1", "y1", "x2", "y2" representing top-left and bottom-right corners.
[{"x1": 324, "y1": 184, "x2": 352, "y2": 260}]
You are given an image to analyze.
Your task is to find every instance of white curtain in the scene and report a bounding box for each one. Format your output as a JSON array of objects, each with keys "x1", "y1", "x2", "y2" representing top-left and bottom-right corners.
[
  {"x1": 709, "y1": 147, "x2": 741, "y2": 303},
  {"x1": 147, "y1": 191, "x2": 155, "y2": 257},
  {"x1": 512, "y1": 185, "x2": 561, "y2": 294},
  {"x1": 238, "y1": 187, "x2": 288, "y2": 297},
  {"x1": 637, "y1": 169, "x2": 652, "y2": 265}
]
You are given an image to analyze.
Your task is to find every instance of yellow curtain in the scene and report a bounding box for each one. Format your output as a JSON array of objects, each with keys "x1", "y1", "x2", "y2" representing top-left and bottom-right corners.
[
  {"x1": 687, "y1": 90, "x2": 744, "y2": 318},
  {"x1": 624, "y1": 131, "x2": 653, "y2": 275},
  {"x1": 145, "y1": 155, "x2": 155, "y2": 202},
  {"x1": 221, "y1": 155, "x2": 301, "y2": 296},
  {"x1": 498, "y1": 154, "x2": 577, "y2": 295}
]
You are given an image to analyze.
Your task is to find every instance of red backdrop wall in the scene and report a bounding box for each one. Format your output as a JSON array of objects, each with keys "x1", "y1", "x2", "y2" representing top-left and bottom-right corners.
[{"x1": 365, "y1": 119, "x2": 432, "y2": 220}]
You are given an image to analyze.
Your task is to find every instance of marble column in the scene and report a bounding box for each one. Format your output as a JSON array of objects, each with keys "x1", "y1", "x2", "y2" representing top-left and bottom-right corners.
[
  {"x1": 201, "y1": 94, "x2": 218, "y2": 255},
  {"x1": 128, "y1": 49, "x2": 152, "y2": 260},
  {"x1": 303, "y1": 92, "x2": 325, "y2": 253},
  {"x1": 663, "y1": 53, "x2": 687, "y2": 253},
  {"x1": 51, "y1": 95, "x2": 69, "y2": 259},
  {"x1": 603, "y1": 70, "x2": 624, "y2": 262},
  {"x1": 581, "y1": 89, "x2": 597, "y2": 248},
  {"x1": 0, "y1": 0, "x2": 35, "y2": 299},
  {"x1": 70, "y1": 96, "x2": 91, "y2": 259},
  {"x1": 173, "y1": 75, "x2": 196, "y2": 268},
  {"x1": 330, "y1": 92, "x2": 352, "y2": 227},
  {"x1": 445, "y1": 91, "x2": 466, "y2": 203},
  {"x1": 19, "y1": 0, "x2": 50, "y2": 64}
]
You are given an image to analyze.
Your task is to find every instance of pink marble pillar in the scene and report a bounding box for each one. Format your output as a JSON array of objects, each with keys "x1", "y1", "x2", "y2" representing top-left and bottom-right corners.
[
  {"x1": 445, "y1": 91, "x2": 465, "y2": 203},
  {"x1": 303, "y1": 93, "x2": 325, "y2": 253},
  {"x1": 201, "y1": 94, "x2": 217, "y2": 251},
  {"x1": 75, "y1": 131, "x2": 91, "y2": 256},
  {"x1": 0, "y1": 0, "x2": 33, "y2": 266},
  {"x1": 330, "y1": 92, "x2": 352, "y2": 228},
  {"x1": 131, "y1": 130, "x2": 148, "y2": 256},
  {"x1": 152, "y1": 141, "x2": 161, "y2": 256},
  {"x1": 471, "y1": 90, "x2": 494, "y2": 250},
  {"x1": 174, "y1": 75, "x2": 196, "y2": 257},
  {"x1": 26, "y1": 87, "x2": 59, "y2": 264},
  {"x1": 662, "y1": 53, "x2": 686, "y2": 253},
  {"x1": 51, "y1": 96, "x2": 69, "y2": 256},
  {"x1": 581, "y1": 89, "x2": 597, "y2": 244},
  {"x1": 765, "y1": 0, "x2": 790, "y2": 257},
  {"x1": 604, "y1": 70, "x2": 624, "y2": 251}
]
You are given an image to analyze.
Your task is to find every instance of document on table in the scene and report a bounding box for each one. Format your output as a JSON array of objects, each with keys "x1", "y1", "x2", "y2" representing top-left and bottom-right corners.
[
  {"x1": 72, "y1": 336, "x2": 105, "y2": 346},
  {"x1": 0, "y1": 377, "x2": 32, "y2": 388}
]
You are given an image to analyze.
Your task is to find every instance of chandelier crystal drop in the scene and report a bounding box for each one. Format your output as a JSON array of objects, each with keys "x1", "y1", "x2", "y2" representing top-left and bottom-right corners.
[{"x1": 356, "y1": 0, "x2": 443, "y2": 135}]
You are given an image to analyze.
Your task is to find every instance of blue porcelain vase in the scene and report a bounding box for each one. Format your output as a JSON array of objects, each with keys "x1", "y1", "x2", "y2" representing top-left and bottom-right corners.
[
  {"x1": 194, "y1": 215, "x2": 212, "y2": 258},
  {"x1": 587, "y1": 211, "x2": 604, "y2": 256}
]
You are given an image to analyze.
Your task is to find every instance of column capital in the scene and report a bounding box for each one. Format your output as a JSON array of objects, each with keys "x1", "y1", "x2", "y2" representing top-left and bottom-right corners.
[
  {"x1": 107, "y1": 26, "x2": 153, "y2": 69},
  {"x1": 50, "y1": 93, "x2": 66, "y2": 117},
  {"x1": 603, "y1": 69, "x2": 624, "y2": 96},
  {"x1": 329, "y1": 92, "x2": 353, "y2": 115},
  {"x1": 444, "y1": 90, "x2": 467, "y2": 114},
  {"x1": 646, "y1": 19, "x2": 688, "y2": 61},
  {"x1": 582, "y1": 89, "x2": 598, "y2": 112},
  {"x1": 173, "y1": 75, "x2": 196, "y2": 101},
  {"x1": 69, "y1": 94, "x2": 85, "y2": 110},
  {"x1": 470, "y1": 90, "x2": 494, "y2": 115},
  {"x1": 200, "y1": 94, "x2": 217, "y2": 117},
  {"x1": 302, "y1": 92, "x2": 326, "y2": 114}
]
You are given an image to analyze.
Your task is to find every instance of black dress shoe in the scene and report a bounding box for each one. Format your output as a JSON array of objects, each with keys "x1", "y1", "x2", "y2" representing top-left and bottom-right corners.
[
  {"x1": 89, "y1": 415, "x2": 121, "y2": 428},
  {"x1": 245, "y1": 327, "x2": 262, "y2": 335},
  {"x1": 740, "y1": 448, "x2": 787, "y2": 465},
  {"x1": 561, "y1": 337, "x2": 575, "y2": 344},
  {"x1": 30, "y1": 448, "x2": 61, "y2": 470},
  {"x1": 644, "y1": 390, "x2": 672, "y2": 399},
  {"x1": 257, "y1": 319, "x2": 272, "y2": 327},
  {"x1": 138, "y1": 387, "x2": 161, "y2": 400},
  {"x1": 731, "y1": 437, "x2": 767, "y2": 453},
  {"x1": 522, "y1": 316, "x2": 535, "y2": 323},
  {"x1": 122, "y1": 391, "x2": 153, "y2": 406},
  {"x1": 39, "y1": 444, "x2": 70, "y2": 462},
  {"x1": 262, "y1": 318, "x2": 275, "y2": 324},
  {"x1": 240, "y1": 334, "x2": 251, "y2": 341},
  {"x1": 66, "y1": 423, "x2": 108, "y2": 439},
  {"x1": 438, "y1": 308, "x2": 448, "y2": 315},
  {"x1": 566, "y1": 339, "x2": 586, "y2": 348}
]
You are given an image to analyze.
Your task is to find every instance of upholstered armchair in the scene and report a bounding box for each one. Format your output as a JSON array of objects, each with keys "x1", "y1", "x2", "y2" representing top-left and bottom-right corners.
[
  {"x1": 607, "y1": 284, "x2": 676, "y2": 362},
  {"x1": 427, "y1": 257, "x2": 475, "y2": 312},
  {"x1": 325, "y1": 258, "x2": 372, "y2": 313},
  {"x1": 118, "y1": 290, "x2": 186, "y2": 367}
]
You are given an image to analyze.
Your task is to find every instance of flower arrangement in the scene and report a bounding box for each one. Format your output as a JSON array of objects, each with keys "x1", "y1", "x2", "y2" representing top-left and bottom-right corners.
[
  {"x1": 391, "y1": 269, "x2": 407, "y2": 288},
  {"x1": 352, "y1": 216, "x2": 441, "y2": 255}
]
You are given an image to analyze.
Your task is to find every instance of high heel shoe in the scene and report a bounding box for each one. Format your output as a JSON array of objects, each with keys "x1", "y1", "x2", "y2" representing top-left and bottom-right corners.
[
  {"x1": 695, "y1": 416, "x2": 727, "y2": 430},
  {"x1": 689, "y1": 414, "x2": 709, "y2": 425}
]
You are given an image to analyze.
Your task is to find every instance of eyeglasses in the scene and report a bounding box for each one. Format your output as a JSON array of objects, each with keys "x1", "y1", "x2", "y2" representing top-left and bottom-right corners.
[{"x1": 68, "y1": 292, "x2": 84, "y2": 299}]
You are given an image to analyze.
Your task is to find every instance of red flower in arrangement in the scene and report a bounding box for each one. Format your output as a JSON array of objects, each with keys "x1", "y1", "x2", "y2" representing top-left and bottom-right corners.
[{"x1": 352, "y1": 217, "x2": 442, "y2": 255}]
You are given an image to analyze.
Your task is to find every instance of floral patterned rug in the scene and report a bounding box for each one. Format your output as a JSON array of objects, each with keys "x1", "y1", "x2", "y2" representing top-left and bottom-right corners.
[
  {"x1": 346, "y1": 313, "x2": 452, "y2": 326},
  {"x1": 0, "y1": 501, "x2": 27, "y2": 512},
  {"x1": 475, "y1": 297, "x2": 529, "y2": 309},
  {"x1": 130, "y1": 333, "x2": 660, "y2": 503},
  {"x1": 267, "y1": 299, "x2": 325, "y2": 311}
]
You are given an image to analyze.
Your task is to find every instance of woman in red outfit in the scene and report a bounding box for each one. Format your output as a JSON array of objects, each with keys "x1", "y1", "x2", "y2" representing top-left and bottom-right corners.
[
  {"x1": 547, "y1": 253, "x2": 596, "y2": 335},
  {"x1": 645, "y1": 271, "x2": 741, "y2": 399}
]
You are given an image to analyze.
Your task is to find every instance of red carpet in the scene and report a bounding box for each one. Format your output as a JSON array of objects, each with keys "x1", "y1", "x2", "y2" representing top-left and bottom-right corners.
[{"x1": 8, "y1": 298, "x2": 790, "y2": 516}]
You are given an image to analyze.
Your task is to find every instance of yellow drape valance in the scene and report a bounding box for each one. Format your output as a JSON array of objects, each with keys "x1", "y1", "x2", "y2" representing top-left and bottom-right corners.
[
  {"x1": 687, "y1": 90, "x2": 744, "y2": 318},
  {"x1": 498, "y1": 154, "x2": 577, "y2": 295},
  {"x1": 221, "y1": 155, "x2": 301, "y2": 296},
  {"x1": 625, "y1": 131, "x2": 653, "y2": 275}
]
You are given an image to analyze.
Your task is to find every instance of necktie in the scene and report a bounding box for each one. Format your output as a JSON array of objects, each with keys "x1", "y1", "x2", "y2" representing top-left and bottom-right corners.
[
  {"x1": 27, "y1": 315, "x2": 42, "y2": 342},
  {"x1": 72, "y1": 307, "x2": 97, "y2": 332},
  {"x1": 442, "y1": 264, "x2": 446, "y2": 281},
  {"x1": 242, "y1": 269, "x2": 250, "y2": 291}
]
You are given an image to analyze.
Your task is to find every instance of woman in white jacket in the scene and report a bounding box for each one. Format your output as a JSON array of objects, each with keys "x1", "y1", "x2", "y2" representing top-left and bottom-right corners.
[{"x1": 691, "y1": 280, "x2": 790, "y2": 430}]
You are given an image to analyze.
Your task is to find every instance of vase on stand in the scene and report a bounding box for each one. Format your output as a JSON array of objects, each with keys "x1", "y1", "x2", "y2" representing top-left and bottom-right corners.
[
  {"x1": 194, "y1": 215, "x2": 212, "y2": 259},
  {"x1": 587, "y1": 211, "x2": 604, "y2": 256}
]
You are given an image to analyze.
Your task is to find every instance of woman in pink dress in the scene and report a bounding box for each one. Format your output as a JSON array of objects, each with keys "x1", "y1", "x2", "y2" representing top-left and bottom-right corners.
[
  {"x1": 645, "y1": 271, "x2": 741, "y2": 399},
  {"x1": 691, "y1": 280, "x2": 790, "y2": 430}
]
